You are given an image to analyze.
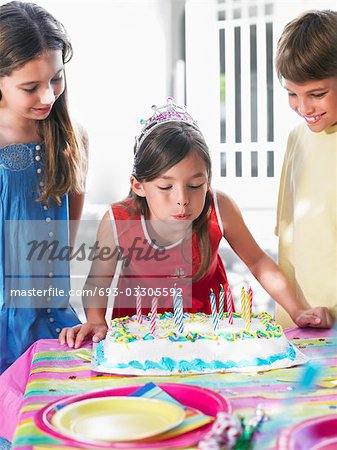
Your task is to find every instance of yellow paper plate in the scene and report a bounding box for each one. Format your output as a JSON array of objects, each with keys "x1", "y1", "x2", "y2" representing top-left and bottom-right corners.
[{"x1": 51, "y1": 396, "x2": 185, "y2": 442}]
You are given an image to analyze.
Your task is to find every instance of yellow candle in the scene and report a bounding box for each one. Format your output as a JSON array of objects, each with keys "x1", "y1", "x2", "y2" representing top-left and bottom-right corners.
[
  {"x1": 245, "y1": 292, "x2": 251, "y2": 330},
  {"x1": 240, "y1": 286, "x2": 246, "y2": 324}
]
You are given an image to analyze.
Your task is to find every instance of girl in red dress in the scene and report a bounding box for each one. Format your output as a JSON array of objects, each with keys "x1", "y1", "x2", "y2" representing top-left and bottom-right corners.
[{"x1": 60, "y1": 98, "x2": 332, "y2": 348}]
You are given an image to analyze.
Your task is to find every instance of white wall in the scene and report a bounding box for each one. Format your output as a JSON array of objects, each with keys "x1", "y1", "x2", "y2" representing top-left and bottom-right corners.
[
  {"x1": 4, "y1": 0, "x2": 336, "y2": 217},
  {"x1": 185, "y1": 0, "x2": 336, "y2": 239},
  {"x1": 5, "y1": 0, "x2": 170, "y2": 213}
]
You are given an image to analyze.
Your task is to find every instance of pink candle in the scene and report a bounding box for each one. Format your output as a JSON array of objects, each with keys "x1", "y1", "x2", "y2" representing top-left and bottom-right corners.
[
  {"x1": 248, "y1": 287, "x2": 253, "y2": 320},
  {"x1": 226, "y1": 286, "x2": 234, "y2": 325},
  {"x1": 136, "y1": 291, "x2": 142, "y2": 324},
  {"x1": 150, "y1": 297, "x2": 158, "y2": 335}
]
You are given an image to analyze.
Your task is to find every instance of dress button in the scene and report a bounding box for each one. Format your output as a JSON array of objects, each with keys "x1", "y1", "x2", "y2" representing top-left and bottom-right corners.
[
  {"x1": 35, "y1": 155, "x2": 41, "y2": 161},
  {"x1": 48, "y1": 231, "x2": 54, "y2": 238},
  {"x1": 39, "y1": 181, "x2": 44, "y2": 187},
  {"x1": 35, "y1": 145, "x2": 41, "y2": 151},
  {"x1": 46, "y1": 297, "x2": 52, "y2": 302},
  {"x1": 48, "y1": 259, "x2": 52, "y2": 264},
  {"x1": 56, "y1": 328, "x2": 61, "y2": 333},
  {"x1": 48, "y1": 284, "x2": 53, "y2": 289},
  {"x1": 48, "y1": 272, "x2": 54, "y2": 278},
  {"x1": 45, "y1": 217, "x2": 51, "y2": 223},
  {"x1": 49, "y1": 317, "x2": 55, "y2": 323},
  {"x1": 43, "y1": 205, "x2": 48, "y2": 210},
  {"x1": 37, "y1": 168, "x2": 42, "y2": 174},
  {"x1": 47, "y1": 308, "x2": 51, "y2": 313}
]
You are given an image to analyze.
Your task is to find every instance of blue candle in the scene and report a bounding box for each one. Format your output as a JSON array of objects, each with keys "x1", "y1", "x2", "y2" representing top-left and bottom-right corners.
[
  {"x1": 219, "y1": 284, "x2": 225, "y2": 319},
  {"x1": 173, "y1": 285, "x2": 184, "y2": 333},
  {"x1": 177, "y1": 293, "x2": 184, "y2": 334},
  {"x1": 173, "y1": 285, "x2": 179, "y2": 325},
  {"x1": 210, "y1": 289, "x2": 219, "y2": 331}
]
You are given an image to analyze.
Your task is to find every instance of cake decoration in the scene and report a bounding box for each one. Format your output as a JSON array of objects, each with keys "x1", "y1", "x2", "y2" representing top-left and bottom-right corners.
[{"x1": 92, "y1": 287, "x2": 308, "y2": 375}]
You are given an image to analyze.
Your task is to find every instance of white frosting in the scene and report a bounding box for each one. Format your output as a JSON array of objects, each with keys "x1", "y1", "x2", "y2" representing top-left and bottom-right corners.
[{"x1": 92, "y1": 313, "x2": 308, "y2": 375}]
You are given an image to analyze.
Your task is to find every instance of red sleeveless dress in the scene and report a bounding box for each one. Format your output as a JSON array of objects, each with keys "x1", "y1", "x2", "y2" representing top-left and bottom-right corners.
[{"x1": 109, "y1": 191, "x2": 229, "y2": 318}]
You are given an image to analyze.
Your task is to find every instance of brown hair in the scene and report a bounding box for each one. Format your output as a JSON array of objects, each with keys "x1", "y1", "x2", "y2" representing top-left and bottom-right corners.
[
  {"x1": 0, "y1": 1, "x2": 86, "y2": 205},
  {"x1": 129, "y1": 121, "x2": 212, "y2": 281},
  {"x1": 275, "y1": 10, "x2": 337, "y2": 83}
]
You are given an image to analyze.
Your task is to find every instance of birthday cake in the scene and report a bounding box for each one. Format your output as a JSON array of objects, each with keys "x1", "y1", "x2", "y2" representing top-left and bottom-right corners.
[{"x1": 92, "y1": 311, "x2": 308, "y2": 375}]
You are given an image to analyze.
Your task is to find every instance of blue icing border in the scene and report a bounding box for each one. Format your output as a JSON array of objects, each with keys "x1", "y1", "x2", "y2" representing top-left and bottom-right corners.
[
  {"x1": 95, "y1": 343, "x2": 297, "y2": 372},
  {"x1": 94, "y1": 341, "x2": 106, "y2": 365}
]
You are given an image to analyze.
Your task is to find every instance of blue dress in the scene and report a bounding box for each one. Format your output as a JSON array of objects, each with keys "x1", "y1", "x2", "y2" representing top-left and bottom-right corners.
[{"x1": 0, "y1": 143, "x2": 81, "y2": 373}]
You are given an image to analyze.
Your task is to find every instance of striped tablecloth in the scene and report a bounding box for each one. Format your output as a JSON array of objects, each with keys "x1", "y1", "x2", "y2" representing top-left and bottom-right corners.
[{"x1": 9, "y1": 327, "x2": 337, "y2": 449}]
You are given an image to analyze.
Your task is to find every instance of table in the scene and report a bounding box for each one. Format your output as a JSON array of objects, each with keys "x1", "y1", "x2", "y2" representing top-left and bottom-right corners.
[{"x1": 3, "y1": 327, "x2": 337, "y2": 450}]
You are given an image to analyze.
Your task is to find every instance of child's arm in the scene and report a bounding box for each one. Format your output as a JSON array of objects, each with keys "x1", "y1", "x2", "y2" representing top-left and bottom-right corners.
[
  {"x1": 59, "y1": 211, "x2": 118, "y2": 348},
  {"x1": 217, "y1": 192, "x2": 333, "y2": 328}
]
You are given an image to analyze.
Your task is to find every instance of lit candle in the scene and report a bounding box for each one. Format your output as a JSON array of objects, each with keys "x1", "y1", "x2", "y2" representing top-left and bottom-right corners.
[
  {"x1": 173, "y1": 284, "x2": 180, "y2": 326},
  {"x1": 226, "y1": 285, "x2": 234, "y2": 325},
  {"x1": 210, "y1": 289, "x2": 219, "y2": 331},
  {"x1": 245, "y1": 292, "x2": 251, "y2": 330},
  {"x1": 136, "y1": 289, "x2": 142, "y2": 324},
  {"x1": 176, "y1": 291, "x2": 184, "y2": 334},
  {"x1": 219, "y1": 284, "x2": 225, "y2": 320},
  {"x1": 240, "y1": 286, "x2": 246, "y2": 324},
  {"x1": 150, "y1": 297, "x2": 158, "y2": 335},
  {"x1": 248, "y1": 286, "x2": 253, "y2": 318}
]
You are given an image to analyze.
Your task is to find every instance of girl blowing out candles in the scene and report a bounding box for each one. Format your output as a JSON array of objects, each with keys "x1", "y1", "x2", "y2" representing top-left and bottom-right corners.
[{"x1": 60, "y1": 97, "x2": 332, "y2": 349}]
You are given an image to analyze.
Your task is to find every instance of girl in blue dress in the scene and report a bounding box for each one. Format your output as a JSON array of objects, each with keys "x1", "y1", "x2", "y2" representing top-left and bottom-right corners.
[{"x1": 0, "y1": 1, "x2": 88, "y2": 375}]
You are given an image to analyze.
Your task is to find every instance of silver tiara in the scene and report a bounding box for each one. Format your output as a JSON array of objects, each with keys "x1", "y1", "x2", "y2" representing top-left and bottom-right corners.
[{"x1": 134, "y1": 97, "x2": 200, "y2": 153}]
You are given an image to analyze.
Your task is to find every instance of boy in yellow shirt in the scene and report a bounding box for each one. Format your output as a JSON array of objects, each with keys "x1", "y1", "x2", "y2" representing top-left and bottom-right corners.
[{"x1": 275, "y1": 10, "x2": 336, "y2": 327}]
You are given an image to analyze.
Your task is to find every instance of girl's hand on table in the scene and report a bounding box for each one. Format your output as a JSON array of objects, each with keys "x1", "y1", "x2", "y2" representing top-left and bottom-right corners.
[
  {"x1": 59, "y1": 322, "x2": 108, "y2": 349},
  {"x1": 294, "y1": 307, "x2": 334, "y2": 329}
]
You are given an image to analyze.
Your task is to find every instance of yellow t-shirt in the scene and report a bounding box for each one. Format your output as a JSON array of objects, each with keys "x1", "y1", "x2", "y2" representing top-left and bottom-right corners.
[{"x1": 275, "y1": 123, "x2": 337, "y2": 327}]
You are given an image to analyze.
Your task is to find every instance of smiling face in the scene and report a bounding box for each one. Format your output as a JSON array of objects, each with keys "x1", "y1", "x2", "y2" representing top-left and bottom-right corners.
[
  {"x1": 131, "y1": 150, "x2": 209, "y2": 223},
  {"x1": 0, "y1": 49, "x2": 65, "y2": 122},
  {"x1": 284, "y1": 77, "x2": 337, "y2": 132}
]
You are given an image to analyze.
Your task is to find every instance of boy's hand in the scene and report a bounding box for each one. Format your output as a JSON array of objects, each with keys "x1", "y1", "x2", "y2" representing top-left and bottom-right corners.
[
  {"x1": 294, "y1": 307, "x2": 334, "y2": 329},
  {"x1": 59, "y1": 322, "x2": 108, "y2": 349}
]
